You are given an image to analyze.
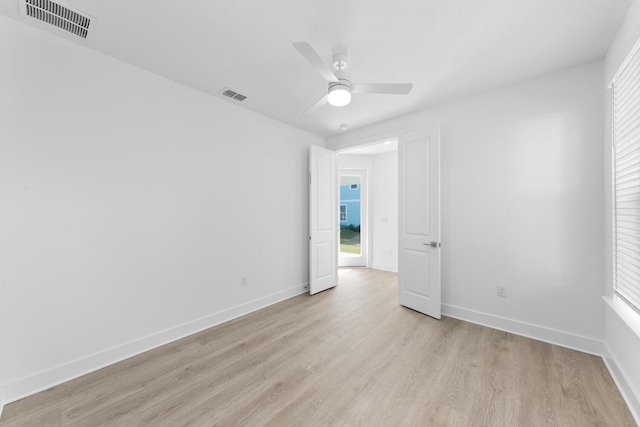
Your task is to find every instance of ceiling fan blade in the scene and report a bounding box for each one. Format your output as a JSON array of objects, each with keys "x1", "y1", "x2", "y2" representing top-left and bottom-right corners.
[
  {"x1": 293, "y1": 41, "x2": 339, "y2": 83},
  {"x1": 304, "y1": 94, "x2": 329, "y2": 114},
  {"x1": 351, "y1": 83, "x2": 413, "y2": 95}
]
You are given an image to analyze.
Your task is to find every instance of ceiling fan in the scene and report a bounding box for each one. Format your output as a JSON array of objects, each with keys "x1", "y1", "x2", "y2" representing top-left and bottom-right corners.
[{"x1": 293, "y1": 41, "x2": 413, "y2": 114}]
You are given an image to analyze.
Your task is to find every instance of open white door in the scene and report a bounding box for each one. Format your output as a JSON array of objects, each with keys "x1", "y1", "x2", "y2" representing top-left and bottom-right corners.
[
  {"x1": 398, "y1": 126, "x2": 441, "y2": 319},
  {"x1": 309, "y1": 145, "x2": 338, "y2": 295}
]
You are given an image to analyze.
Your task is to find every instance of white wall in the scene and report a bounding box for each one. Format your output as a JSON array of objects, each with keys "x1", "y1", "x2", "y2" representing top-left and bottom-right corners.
[
  {"x1": 371, "y1": 152, "x2": 398, "y2": 272},
  {"x1": 603, "y1": 0, "x2": 640, "y2": 420},
  {"x1": 329, "y1": 60, "x2": 606, "y2": 354},
  {"x1": 0, "y1": 15, "x2": 324, "y2": 408}
]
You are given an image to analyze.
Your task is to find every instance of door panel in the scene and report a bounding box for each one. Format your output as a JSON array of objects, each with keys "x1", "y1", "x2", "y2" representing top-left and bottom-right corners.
[
  {"x1": 404, "y1": 140, "x2": 430, "y2": 236},
  {"x1": 398, "y1": 126, "x2": 441, "y2": 318},
  {"x1": 310, "y1": 146, "x2": 338, "y2": 295},
  {"x1": 404, "y1": 249, "x2": 431, "y2": 298},
  {"x1": 316, "y1": 242, "x2": 332, "y2": 278},
  {"x1": 316, "y1": 156, "x2": 332, "y2": 231}
]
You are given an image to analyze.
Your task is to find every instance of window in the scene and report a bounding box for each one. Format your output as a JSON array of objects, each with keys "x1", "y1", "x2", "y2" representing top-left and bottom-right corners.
[
  {"x1": 340, "y1": 204, "x2": 347, "y2": 222},
  {"x1": 612, "y1": 38, "x2": 640, "y2": 313}
]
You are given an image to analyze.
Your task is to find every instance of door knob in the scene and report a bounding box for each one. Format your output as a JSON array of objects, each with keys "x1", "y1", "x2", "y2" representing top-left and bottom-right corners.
[{"x1": 424, "y1": 242, "x2": 441, "y2": 248}]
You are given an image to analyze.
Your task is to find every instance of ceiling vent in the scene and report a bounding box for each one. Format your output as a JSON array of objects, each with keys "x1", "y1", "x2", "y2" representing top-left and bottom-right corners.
[
  {"x1": 20, "y1": 0, "x2": 93, "y2": 39},
  {"x1": 221, "y1": 88, "x2": 247, "y2": 102}
]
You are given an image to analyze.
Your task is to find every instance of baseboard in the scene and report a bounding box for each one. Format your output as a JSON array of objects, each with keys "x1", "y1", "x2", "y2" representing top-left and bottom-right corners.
[
  {"x1": 602, "y1": 342, "x2": 640, "y2": 425},
  {"x1": 0, "y1": 283, "x2": 308, "y2": 408},
  {"x1": 441, "y1": 303, "x2": 603, "y2": 356},
  {"x1": 371, "y1": 263, "x2": 398, "y2": 273}
]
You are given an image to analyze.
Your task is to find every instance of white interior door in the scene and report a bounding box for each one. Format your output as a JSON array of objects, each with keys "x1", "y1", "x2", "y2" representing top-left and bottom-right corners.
[
  {"x1": 309, "y1": 145, "x2": 338, "y2": 295},
  {"x1": 398, "y1": 126, "x2": 441, "y2": 319}
]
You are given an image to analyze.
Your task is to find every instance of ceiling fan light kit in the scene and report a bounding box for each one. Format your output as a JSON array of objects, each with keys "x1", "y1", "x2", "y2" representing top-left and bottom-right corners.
[{"x1": 328, "y1": 80, "x2": 352, "y2": 106}]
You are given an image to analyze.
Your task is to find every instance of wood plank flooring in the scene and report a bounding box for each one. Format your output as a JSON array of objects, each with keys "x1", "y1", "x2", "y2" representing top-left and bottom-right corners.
[{"x1": 1, "y1": 268, "x2": 636, "y2": 426}]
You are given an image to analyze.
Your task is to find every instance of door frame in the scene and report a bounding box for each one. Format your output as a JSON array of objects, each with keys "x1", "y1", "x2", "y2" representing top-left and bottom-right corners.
[{"x1": 336, "y1": 135, "x2": 397, "y2": 272}]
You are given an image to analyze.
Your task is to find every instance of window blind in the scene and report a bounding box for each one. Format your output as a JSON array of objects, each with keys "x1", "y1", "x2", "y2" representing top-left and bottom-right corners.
[{"x1": 613, "y1": 38, "x2": 640, "y2": 312}]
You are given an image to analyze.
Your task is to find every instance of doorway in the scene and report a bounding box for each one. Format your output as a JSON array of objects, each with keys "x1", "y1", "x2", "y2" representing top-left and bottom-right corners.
[
  {"x1": 311, "y1": 127, "x2": 441, "y2": 319},
  {"x1": 337, "y1": 139, "x2": 398, "y2": 271},
  {"x1": 338, "y1": 169, "x2": 367, "y2": 267}
]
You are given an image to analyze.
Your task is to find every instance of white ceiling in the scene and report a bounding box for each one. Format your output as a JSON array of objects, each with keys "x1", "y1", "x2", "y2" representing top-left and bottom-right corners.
[{"x1": 0, "y1": 0, "x2": 632, "y2": 138}]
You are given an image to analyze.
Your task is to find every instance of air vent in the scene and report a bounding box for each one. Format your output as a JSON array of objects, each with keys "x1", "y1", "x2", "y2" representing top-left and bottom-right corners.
[
  {"x1": 20, "y1": 0, "x2": 92, "y2": 39},
  {"x1": 221, "y1": 88, "x2": 247, "y2": 102}
]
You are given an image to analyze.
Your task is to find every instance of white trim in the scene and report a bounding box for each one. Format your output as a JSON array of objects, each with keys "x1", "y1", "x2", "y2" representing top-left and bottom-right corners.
[
  {"x1": 603, "y1": 342, "x2": 640, "y2": 425},
  {"x1": 441, "y1": 303, "x2": 603, "y2": 356},
  {"x1": 371, "y1": 263, "x2": 398, "y2": 273},
  {"x1": 603, "y1": 295, "x2": 640, "y2": 424},
  {"x1": 0, "y1": 283, "x2": 308, "y2": 408}
]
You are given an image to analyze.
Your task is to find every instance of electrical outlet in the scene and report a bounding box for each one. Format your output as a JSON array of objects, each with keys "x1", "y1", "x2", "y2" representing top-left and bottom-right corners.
[
  {"x1": 241, "y1": 276, "x2": 248, "y2": 287},
  {"x1": 497, "y1": 285, "x2": 507, "y2": 298}
]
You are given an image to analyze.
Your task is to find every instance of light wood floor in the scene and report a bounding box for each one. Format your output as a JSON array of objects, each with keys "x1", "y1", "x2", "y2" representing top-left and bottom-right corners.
[{"x1": 1, "y1": 268, "x2": 635, "y2": 426}]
